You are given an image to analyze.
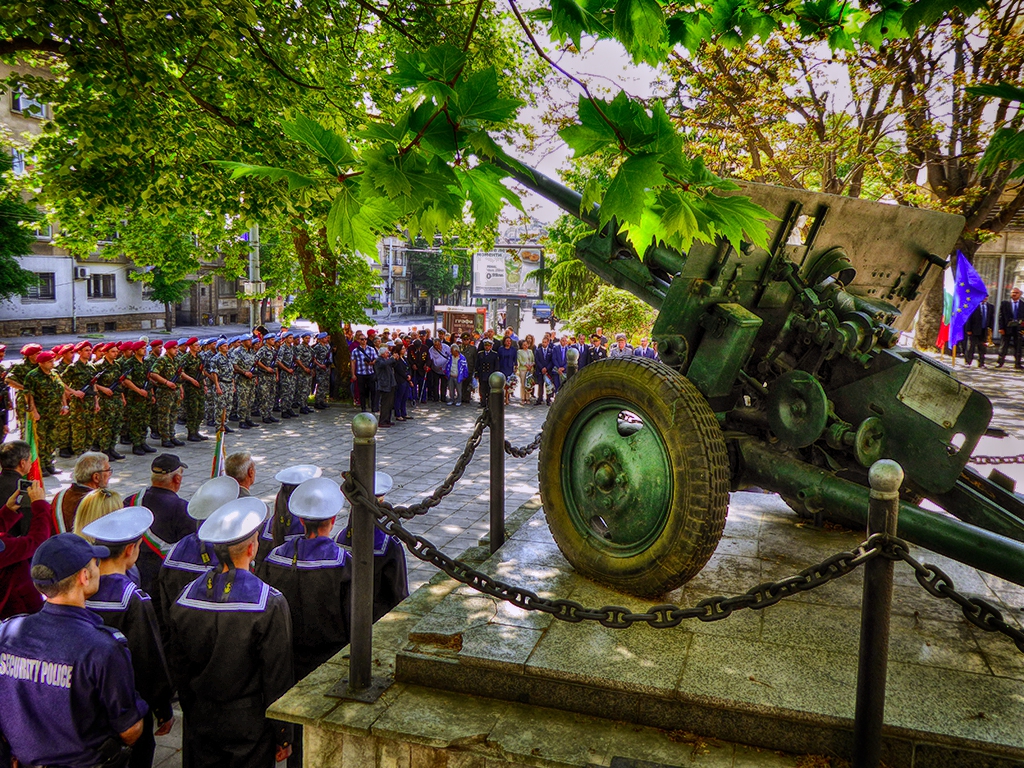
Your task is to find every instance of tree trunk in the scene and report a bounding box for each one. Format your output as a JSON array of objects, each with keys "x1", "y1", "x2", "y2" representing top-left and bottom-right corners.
[
  {"x1": 912, "y1": 238, "x2": 980, "y2": 351},
  {"x1": 164, "y1": 302, "x2": 173, "y2": 332},
  {"x1": 330, "y1": 329, "x2": 351, "y2": 402}
]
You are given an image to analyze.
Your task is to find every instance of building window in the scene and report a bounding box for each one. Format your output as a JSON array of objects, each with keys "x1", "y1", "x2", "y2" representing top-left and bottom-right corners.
[
  {"x1": 33, "y1": 222, "x2": 52, "y2": 241},
  {"x1": 218, "y1": 277, "x2": 238, "y2": 297},
  {"x1": 41, "y1": 325, "x2": 56, "y2": 335},
  {"x1": 87, "y1": 273, "x2": 116, "y2": 299},
  {"x1": 395, "y1": 281, "x2": 408, "y2": 302},
  {"x1": 11, "y1": 149, "x2": 26, "y2": 175},
  {"x1": 104, "y1": 321, "x2": 117, "y2": 332},
  {"x1": 25, "y1": 272, "x2": 55, "y2": 300},
  {"x1": 12, "y1": 90, "x2": 46, "y2": 118},
  {"x1": 86, "y1": 323, "x2": 99, "y2": 333}
]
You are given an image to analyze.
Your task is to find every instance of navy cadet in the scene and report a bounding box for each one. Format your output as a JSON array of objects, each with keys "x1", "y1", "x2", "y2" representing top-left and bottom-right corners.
[
  {"x1": 336, "y1": 471, "x2": 409, "y2": 621},
  {"x1": 155, "y1": 475, "x2": 240, "y2": 632},
  {"x1": 125, "y1": 454, "x2": 196, "y2": 594},
  {"x1": 166, "y1": 496, "x2": 294, "y2": 767},
  {"x1": 0, "y1": 533, "x2": 147, "y2": 768},
  {"x1": 256, "y1": 464, "x2": 322, "y2": 564},
  {"x1": 82, "y1": 507, "x2": 176, "y2": 768}
]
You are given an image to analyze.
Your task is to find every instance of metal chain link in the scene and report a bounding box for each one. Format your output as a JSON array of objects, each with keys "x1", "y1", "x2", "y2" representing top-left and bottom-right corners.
[
  {"x1": 968, "y1": 453, "x2": 1024, "y2": 465},
  {"x1": 342, "y1": 469, "x2": 893, "y2": 628},
  {"x1": 505, "y1": 430, "x2": 543, "y2": 458},
  {"x1": 889, "y1": 541, "x2": 1024, "y2": 653},
  {"x1": 358, "y1": 409, "x2": 489, "y2": 519}
]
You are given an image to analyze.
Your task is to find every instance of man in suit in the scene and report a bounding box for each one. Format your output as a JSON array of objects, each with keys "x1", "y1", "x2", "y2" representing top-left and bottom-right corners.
[
  {"x1": 964, "y1": 298, "x2": 995, "y2": 367},
  {"x1": 997, "y1": 286, "x2": 1024, "y2": 369}
]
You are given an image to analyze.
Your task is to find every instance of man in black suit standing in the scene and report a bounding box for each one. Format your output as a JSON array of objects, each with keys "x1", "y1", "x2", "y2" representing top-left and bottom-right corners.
[
  {"x1": 997, "y1": 286, "x2": 1024, "y2": 369},
  {"x1": 965, "y1": 298, "x2": 995, "y2": 367}
]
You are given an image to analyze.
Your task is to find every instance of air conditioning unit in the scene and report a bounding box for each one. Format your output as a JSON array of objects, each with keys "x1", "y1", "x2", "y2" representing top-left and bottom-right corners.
[{"x1": 74, "y1": 267, "x2": 89, "y2": 280}]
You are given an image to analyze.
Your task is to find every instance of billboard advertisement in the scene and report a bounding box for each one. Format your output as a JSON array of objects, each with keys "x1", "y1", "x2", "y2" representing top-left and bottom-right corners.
[{"x1": 471, "y1": 246, "x2": 544, "y2": 299}]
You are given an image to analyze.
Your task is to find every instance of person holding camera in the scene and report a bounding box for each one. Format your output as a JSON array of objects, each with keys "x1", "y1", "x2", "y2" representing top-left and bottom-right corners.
[
  {"x1": 0, "y1": 473, "x2": 51, "y2": 619},
  {"x1": 0, "y1": 441, "x2": 33, "y2": 537}
]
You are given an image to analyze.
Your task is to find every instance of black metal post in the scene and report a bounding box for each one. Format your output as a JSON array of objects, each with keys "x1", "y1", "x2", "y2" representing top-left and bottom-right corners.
[
  {"x1": 348, "y1": 411, "x2": 377, "y2": 693},
  {"x1": 852, "y1": 459, "x2": 903, "y2": 768},
  {"x1": 489, "y1": 371, "x2": 506, "y2": 555}
]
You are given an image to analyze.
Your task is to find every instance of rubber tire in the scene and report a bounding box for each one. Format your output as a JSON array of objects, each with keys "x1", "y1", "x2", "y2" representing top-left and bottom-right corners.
[{"x1": 539, "y1": 356, "x2": 730, "y2": 597}]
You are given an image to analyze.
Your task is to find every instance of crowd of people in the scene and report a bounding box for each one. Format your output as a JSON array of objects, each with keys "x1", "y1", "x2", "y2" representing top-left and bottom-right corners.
[
  {"x1": 346, "y1": 324, "x2": 658, "y2": 424},
  {"x1": 0, "y1": 441, "x2": 407, "y2": 767},
  {"x1": 0, "y1": 328, "x2": 334, "y2": 476}
]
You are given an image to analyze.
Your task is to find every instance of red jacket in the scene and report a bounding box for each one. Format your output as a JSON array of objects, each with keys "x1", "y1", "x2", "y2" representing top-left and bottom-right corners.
[{"x1": 0, "y1": 499, "x2": 53, "y2": 619}]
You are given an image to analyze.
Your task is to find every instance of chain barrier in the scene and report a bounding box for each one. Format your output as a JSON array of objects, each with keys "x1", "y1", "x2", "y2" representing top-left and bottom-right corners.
[
  {"x1": 888, "y1": 540, "x2": 1024, "y2": 653},
  {"x1": 505, "y1": 430, "x2": 543, "y2": 458},
  {"x1": 968, "y1": 453, "x2": 1024, "y2": 465},
  {"x1": 365, "y1": 409, "x2": 489, "y2": 520}
]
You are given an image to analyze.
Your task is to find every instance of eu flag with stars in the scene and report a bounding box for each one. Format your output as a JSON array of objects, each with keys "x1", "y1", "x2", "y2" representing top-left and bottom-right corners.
[{"x1": 949, "y1": 251, "x2": 988, "y2": 348}]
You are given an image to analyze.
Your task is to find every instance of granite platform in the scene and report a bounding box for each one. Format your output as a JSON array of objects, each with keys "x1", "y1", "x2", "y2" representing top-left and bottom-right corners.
[{"x1": 269, "y1": 492, "x2": 1024, "y2": 768}]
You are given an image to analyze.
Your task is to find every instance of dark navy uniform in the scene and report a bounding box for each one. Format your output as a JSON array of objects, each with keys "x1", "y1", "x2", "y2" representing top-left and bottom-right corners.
[
  {"x1": 155, "y1": 532, "x2": 215, "y2": 635},
  {"x1": 127, "y1": 486, "x2": 196, "y2": 594},
  {"x1": 336, "y1": 524, "x2": 409, "y2": 621},
  {"x1": 0, "y1": 602, "x2": 148, "y2": 767},
  {"x1": 255, "y1": 508, "x2": 303, "y2": 565},
  {"x1": 167, "y1": 568, "x2": 294, "y2": 767},
  {"x1": 86, "y1": 573, "x2": 175, "y2": 768},
  {"x1": 258, "y1": 536, "x2": 352, "y2": 680}
]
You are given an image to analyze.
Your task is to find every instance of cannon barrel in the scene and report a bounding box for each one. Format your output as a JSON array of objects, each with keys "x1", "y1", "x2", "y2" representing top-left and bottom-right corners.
[{"x1": 494, "y1": 158, "x2": 597, "y2": 226}]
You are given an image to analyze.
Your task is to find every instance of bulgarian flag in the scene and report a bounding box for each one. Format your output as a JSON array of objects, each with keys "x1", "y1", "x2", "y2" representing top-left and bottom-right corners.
[
  {"x1": 23, "y1": 417, "x2": 44, "y2": 484},
  {"x1": 210, "y1": 412, "x2": 227, "y2": 478},
  {"x1": 935, "y1": 256, "x2": 956, "y2": 350}
]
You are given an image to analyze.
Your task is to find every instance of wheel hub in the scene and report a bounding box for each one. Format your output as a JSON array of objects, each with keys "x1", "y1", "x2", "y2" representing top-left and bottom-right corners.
[{"x1": 562, "y1": 400, "x2": 673, "y2": 557}]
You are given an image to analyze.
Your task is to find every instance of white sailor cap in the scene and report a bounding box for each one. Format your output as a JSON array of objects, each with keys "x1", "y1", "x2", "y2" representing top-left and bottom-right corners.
[
  {"x1": 198, "y1": 497, "x2": 268, "y2": 545},
  {"x1": 187, "y1": 476, "x2": 240, "y2": 521},
  {"x1": 288, "y1": 477, "x2": 345, "y2": 521},
  {"x1": 342, "y1": 471, "x2": 394, "y2": 509},
  {"x1": 81, "y1": 506, "x2": 154, "y2": 545},
  {"x1": 274, "y1": 464, "x2": 323, "y2": 486}
]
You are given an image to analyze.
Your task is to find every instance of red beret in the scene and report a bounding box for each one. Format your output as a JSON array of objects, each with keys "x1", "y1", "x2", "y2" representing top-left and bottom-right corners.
[
  {"x1": 150, "y1": 340, "x2": 163, "y2": 347},
  {"x1": 35, "y1": 351, "x2": 55, "y2": 363},
  {"x1": 164, "y1": 340, "x2": 178, "y2": 349},
  {"x1": 51, "y1": 345, "x2": 63, "y2": 354},
  {"x1": 20, "y1": 343, "x2": 42, "y2": 356},
  {"x1": 74, "y1": 341, "x2": 92, "y2": 352},
  {"x1": 185, "y1": 337, "x2": 198, "y2": 346},
  {"x1": 58, "y1": 344, "x2": 74, "y2": 355}
]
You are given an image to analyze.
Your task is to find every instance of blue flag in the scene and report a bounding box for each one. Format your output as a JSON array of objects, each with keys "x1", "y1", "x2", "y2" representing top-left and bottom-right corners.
[{"x1": 948, "y1": 251, "x2": 988, "y2": 348}]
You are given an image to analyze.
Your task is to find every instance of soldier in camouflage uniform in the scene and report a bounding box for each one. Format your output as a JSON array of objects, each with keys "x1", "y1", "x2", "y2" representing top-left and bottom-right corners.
[
  {"x1": 312, "y1": 333, "x2": 332, "y2": 408},
  {"x1": 255, "y1": 335, "x2": 280, "y2": 424},
  {"x1": 122, "y1": 341, "x2": 156, "y2": 455},
  {"x1": 51, "y1": 345, "x2": 77, "y2": 457},
  {"x1": 177, "y1": 337, "x2": 207, "y2": 442},
  {"x1": 64, "y1": 341, "x2": 101, "y2": 456},
  {"x1": 116, "y1": 342, "x2": 135, "y2": 446},
  {"x1": 147, "y1": 340, "x2": 163, "y2": 441},
  {"x1": 276, "y1": 333, "x2": 299, "y2": 419},
  {"x1": 23, "y1": 351, "x2": 71, "y2": 475},
  {"x1": 150, "y1": 340, "x2": 185, "y2": 447},
  {"x1": 207, "y1": 338, "x2": 235, "y2": 432},
  {"x1": 293, "y1": 332, "x2": 314, "y2": 414},
  {"x1": 93, "y1": 343, "x2": 126, "y2": 460},
  {"x1": 6, "y1": 343, "x2": 42, "y2": 437},
  {"x1": 201, "y1": 338, "x2": 218, "y2": 427},
  {"x1": 230, "y1": 335, "x2": 259, "y2": 429}
]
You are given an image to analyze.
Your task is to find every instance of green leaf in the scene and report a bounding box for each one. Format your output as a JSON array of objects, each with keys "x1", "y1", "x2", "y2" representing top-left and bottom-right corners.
[
  {"x1": 465, "y1": 131, "x2": 535, "y2": 179},
  {"x1": 660, "y1": 188, "x2": 702, "y2": 249},
  {"x1": 619, "y1": 204, "x2": 665, "y2": 253},
  {"x1": 666, "y1": 11, "x2": 714, "y2": 53},
  {"x1": 613, "y1": 0, "x2": 667, "y2": 65},
  {"x1": 459, "y1": 164, "x2": 523, "y2": 225},
  {"x1": 281, "y1": 114, "x2": 354, "y2": 176},
  {"x1": 327, "y1": 183, "x2": 400, "y2": 256},
  {"x1": 859, "y1": 6, "x2": 907, "y2": 47},
  {"x1": 208, "y1": 161, "x2": 318, "y2": 192},
  {"x1": 967, "y1": 83, "x2": 1024, "y2": 103},
  {"x1": 600, "y1": 153, "x2": 665, "y2": 227},
  {"x1": 977, "y1": 126, "x2": 1024, "y2": 175},
  {"x1": 542, "y1": 0, "x2": 609, "y2": 47},
  {"x1": 901, "y1": 0, "x2": 985, "y2": 32},
  {"x1": 581, "y1": 177, "x2": 603, "y2": 218},
  {"x1": 357, "y1": 112, "x2": 410, "y2": 143},
  {"x1": 697, "y1": 193, "x2": 775, "y2": 251},
  {"x1": 451, "y1": 68, "x2": 523, "y2": 123},
  {"x1": 362, "y1": 145, "x2": 413, "y2": 198},
  {"x1": 603, "y1": 92, "x2": 658, "y2": 149},
  {"x1": 388, "y1": 45, "x2": 466, "y2": 88}
]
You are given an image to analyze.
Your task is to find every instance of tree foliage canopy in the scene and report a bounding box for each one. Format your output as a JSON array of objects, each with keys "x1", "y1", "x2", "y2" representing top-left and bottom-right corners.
[{"x1": 0, "y1": 152, "x2": 37, "y2": 302}]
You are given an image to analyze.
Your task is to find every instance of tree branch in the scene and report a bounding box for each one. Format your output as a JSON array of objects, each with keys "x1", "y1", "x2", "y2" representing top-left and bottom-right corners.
[{"x1": 244, "y1": 26, "x2": 326, "y2": 91}]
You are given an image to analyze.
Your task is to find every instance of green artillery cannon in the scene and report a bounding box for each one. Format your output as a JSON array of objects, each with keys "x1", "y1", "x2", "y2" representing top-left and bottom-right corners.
[{"x1": 498, "y1": 160, "x2": 1024, "y2": 596}]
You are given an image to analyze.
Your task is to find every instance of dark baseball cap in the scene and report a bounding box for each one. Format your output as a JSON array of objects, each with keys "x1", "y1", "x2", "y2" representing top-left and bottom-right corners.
[
  {"x1": 31, "y1": 533, "x2": 109, "y2": 585},
  {"x1": 152, "y1": 454, "x2": 188, "y2": 474}
]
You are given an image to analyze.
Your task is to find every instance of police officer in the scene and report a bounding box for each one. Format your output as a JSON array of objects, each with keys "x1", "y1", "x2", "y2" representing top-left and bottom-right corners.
[
  {"x1": 166, "y1": 496, "x2": 294, "y2": 767},
  {"x1": 83, "y1": 507, "x2": 176, "y2": 768},
  {"x1": 155, "y1": 475, "x2": 239, "y2": 632},
  {"x1": 0, "y1": 533, "x2": 147, "y2": 767},
  {"x1": 256, "y1": 464, "x2": 322, "y2": 564},
  {"x1": 335, "y1": 471, "x2": 409, "y2": 621}
]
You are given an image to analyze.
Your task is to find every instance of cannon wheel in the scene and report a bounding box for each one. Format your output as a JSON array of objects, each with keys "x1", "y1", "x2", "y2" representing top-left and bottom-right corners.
[{"x1": 539, "y1": 357, "x2": 730, "y2": 597}]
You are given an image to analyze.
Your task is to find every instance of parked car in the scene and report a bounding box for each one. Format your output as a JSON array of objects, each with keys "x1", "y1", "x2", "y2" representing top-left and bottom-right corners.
[{"x1": 532, "y1": 302, "x2": 553, "y2": 321}]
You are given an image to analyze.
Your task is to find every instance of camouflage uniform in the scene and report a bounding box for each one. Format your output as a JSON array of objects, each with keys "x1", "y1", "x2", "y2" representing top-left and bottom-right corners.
[
  {"x1": 277, "y1": 340, "x2": 298, "y2": 416},
  {"x1": 146, "y1": 353, "x2": 161, "y2": 439},
  {"x1": 255, "y1": 342, "x2": 278, "y2": 417},
  {"x1": 313, "y1": 341, "x2": 331, "y2": 407},
  {"x1": 23, "y1": 367, "x2": 66, "y2": 467},
  {"x1": 200, "y1": 344, "x2": 217, "y2": 425},
  {"x1": 64, "y1": 358, "x2": 97, "y2": 454},
  {"x1": 180, "y1": 349, "x2": 205, "y2": 437},
  {"x1": 152, "y1": 353, "x2": 181, "y2": 442},
  {"x1": 294, "y1": 340, "x2": 314, "y2": 411},
  {"x1": 94, "y1": 357, "x2": 126, "y2": 453},
  {"x1": 124, "y1": 356, "x2": 152, "y2": 448},
  {"x1": 7, "y1": 360, "x2": 37, "y2": 436},
  {"x1": 51, "y1": 359, "x2": 74, "y2": 453},
  {"x1": 207, "y1": 348, "x2": 234, "y2": 426},
  {"x1": 230, "y1": 344, "x2": 257, "y2": 424}
]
